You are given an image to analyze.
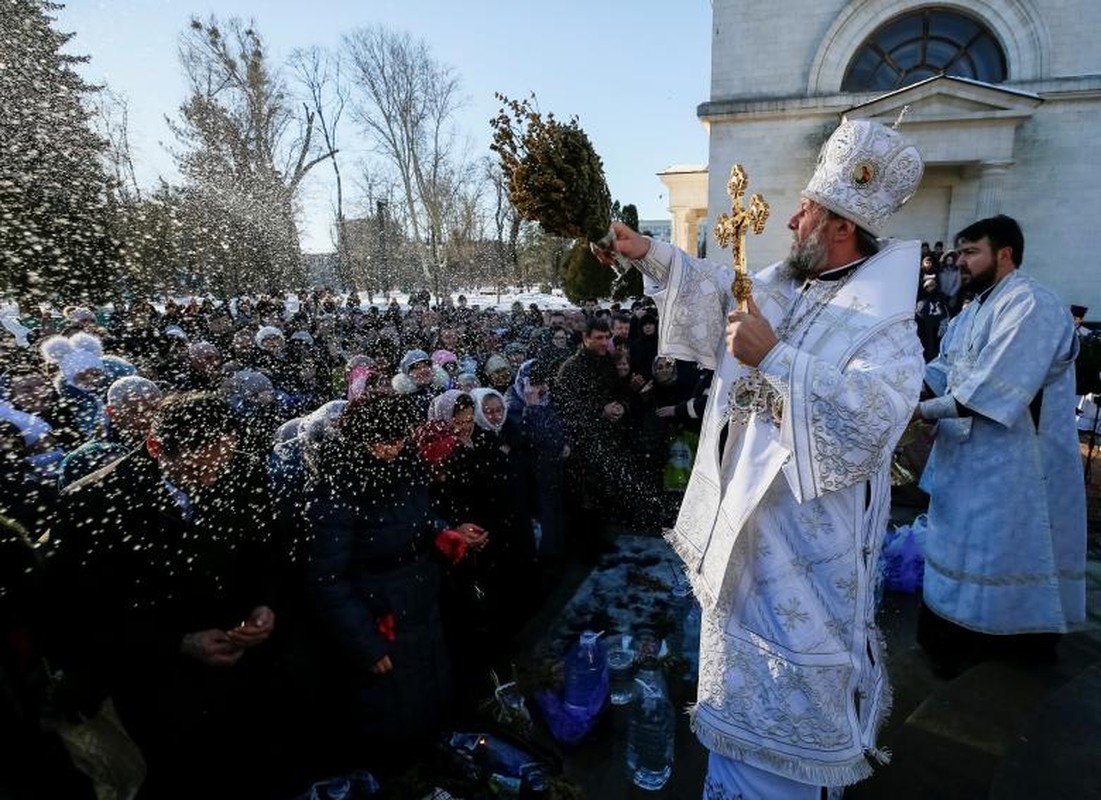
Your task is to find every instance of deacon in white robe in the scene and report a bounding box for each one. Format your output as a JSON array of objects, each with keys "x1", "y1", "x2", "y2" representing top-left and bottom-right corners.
[
  {"x1": 917, "y1": 216, "x2": 1086, "y2": 666},
  {"x1": 601, "y1": 119, "x2": 926, "y2": 797}
]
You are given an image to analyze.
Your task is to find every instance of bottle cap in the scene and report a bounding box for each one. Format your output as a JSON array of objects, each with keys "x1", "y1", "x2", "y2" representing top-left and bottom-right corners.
[{"x1": 580, "y1": 630, "x2": 602, "y2": 647}]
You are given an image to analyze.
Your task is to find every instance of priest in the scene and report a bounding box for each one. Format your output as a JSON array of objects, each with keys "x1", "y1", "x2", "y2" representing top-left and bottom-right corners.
[{"x1": 600, "y1": 119, "x2": 925, "y2": 799}]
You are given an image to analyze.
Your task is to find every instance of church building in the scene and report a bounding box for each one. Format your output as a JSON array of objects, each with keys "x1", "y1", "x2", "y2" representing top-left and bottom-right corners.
[{"x1": 665, "y1": 1, "x2": 1101, "y2": 313}]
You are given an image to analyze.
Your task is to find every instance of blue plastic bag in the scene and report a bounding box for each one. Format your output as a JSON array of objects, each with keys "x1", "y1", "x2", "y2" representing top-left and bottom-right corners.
[
  {"x1": 880, "y1": 515, "x2": 926, "y2": 594},
  {"x1": 295, "y1": 770, "x2": 379, "y2": 800}
]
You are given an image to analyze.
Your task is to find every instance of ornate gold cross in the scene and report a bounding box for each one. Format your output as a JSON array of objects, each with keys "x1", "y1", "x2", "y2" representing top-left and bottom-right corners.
[{"x1": 713, "y1": 165, "x2": 770, "y2": 311}]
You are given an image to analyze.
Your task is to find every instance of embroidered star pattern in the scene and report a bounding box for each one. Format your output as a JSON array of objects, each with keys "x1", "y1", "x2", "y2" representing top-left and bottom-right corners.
[{"x1": 775, "y1": 597, "x2": 810, "y2": 631}]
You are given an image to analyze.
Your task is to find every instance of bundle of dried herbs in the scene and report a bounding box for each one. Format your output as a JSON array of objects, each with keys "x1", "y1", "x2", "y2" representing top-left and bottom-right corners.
[{"x1": 490, "y1": 93, "x2": 612, "y2": 243}]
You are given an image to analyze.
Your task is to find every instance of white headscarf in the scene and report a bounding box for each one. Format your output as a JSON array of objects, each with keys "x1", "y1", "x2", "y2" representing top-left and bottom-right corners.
[
  {"x1": 427, "y1": 389, "x2": 468, "y2": 422},
  {"x1": 470, "y1": 387, "x2": 507, "y2": 433}
]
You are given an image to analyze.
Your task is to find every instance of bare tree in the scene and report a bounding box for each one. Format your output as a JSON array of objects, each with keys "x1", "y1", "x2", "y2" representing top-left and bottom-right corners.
[
  {"x1": 289, "y1": 45, "x2": 352, "y2": 289},
  {"x1": 168, "y1": 16, "x2": 336, "y2": 293},
  {"x1": 92, "y1": 88, "x2": 142, "y2": 204},
  {"x1": 343, "y1": 26, "x2": 469, "y2": 301},
  {"x1": 485, "y1": 156, "x2": 523, "y2": 289}
]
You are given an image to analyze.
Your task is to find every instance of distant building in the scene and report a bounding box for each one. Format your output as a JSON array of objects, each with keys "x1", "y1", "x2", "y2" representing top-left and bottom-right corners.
[
  {"x1": 639, "y1": 219, "x2": 672, "y2": 243},
  {"x1": 661, "y1": 1, "x2": 1101, "y2": 312}
]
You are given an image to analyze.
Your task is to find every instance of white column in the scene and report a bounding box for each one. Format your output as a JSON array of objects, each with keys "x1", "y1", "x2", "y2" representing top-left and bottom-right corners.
[{"x1": 976, "y1": 161, "x2": 1013, "y2": 218}]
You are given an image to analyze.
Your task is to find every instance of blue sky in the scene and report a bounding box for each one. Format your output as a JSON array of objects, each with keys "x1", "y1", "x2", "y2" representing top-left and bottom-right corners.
[{"x1": 56, "y1": 0, "x2": 713, "y2": 252}]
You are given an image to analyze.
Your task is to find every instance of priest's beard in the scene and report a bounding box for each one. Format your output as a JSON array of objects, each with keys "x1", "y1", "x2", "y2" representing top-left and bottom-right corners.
[{"x1": 780, "y1": 217, "x2": 830, "y2": 281}]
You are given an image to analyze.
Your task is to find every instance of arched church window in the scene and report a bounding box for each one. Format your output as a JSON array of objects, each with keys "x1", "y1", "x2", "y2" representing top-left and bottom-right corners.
[{"x1": 842, "y1": 7, "x2": 1007, "y2": 92}]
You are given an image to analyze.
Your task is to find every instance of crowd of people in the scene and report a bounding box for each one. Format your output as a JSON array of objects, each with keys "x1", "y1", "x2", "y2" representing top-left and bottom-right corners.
[
  {"x1": 0, "y1": 290, "x2": 712, "y2": 798},
  {"x1": 913, "y1": 239, "x2": 968, "y2": 361}
]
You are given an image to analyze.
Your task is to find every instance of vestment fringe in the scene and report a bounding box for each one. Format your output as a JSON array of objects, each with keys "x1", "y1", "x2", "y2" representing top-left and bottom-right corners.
[{"x1": 688, "y1": 705, "x2": 875, "y2": 787}]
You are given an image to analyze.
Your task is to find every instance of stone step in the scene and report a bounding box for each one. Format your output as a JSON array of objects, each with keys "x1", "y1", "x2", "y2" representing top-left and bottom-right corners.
[
  {"x1": 848, "y1": 630, "x2": 1101, "y2": 799},
  {"x1": 987, "y1": 663, "x2": 1101, "y2": 799}
]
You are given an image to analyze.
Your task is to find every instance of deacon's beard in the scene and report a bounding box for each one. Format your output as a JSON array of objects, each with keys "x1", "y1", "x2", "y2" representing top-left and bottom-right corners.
[
  {"x1": 961, "y1": 267, "x2": 995, "y2": 296},
  {"x1": 779, "y1": 217, "x2": 830, "y2": 281}
]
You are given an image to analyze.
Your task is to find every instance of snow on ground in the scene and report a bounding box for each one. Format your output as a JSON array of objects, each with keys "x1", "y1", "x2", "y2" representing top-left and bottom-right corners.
[{"x1": 349, "y1": 288, "x2": 578, "y2": 313}]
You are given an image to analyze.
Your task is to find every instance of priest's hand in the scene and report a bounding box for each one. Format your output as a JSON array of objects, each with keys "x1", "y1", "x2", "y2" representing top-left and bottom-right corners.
[
  {"x1": 593, "y1": 221, "x2": 651, "y2": 264},
  {"x1": 726, "y1": 295, "x2": 778, "y2": 367}
]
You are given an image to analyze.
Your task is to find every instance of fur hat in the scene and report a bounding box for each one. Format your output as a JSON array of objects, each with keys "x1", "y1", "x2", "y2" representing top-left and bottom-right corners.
[
  {"x1": 40, "y1": 333, "x2": 105, "y2": 385},
  {"x1": 66, "y1": 307, "x2": 96, "y2": 325},
  {"x1": 802, "y1": 118, "x2": 924, "y2": 237}
]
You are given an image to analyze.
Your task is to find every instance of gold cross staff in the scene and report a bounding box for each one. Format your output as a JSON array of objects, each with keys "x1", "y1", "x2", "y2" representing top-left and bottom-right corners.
[{"x1": 713, "y1": 165, "x2": 770, "y2": 312}]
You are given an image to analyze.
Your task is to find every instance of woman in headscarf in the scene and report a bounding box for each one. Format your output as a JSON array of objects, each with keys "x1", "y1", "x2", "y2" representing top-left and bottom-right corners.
[
  {"x1": 470, "y1": 387, "x2": 538, "y2": 640},
  {"x1": 301, "y1": 393, "x2": 486, "y2": 778},
  {"x1": 504, "y1": 359, "x2": 569, "y2": 563},
  {"x1": 421, "y1": 388, "x2": 518, "y2": 715}
]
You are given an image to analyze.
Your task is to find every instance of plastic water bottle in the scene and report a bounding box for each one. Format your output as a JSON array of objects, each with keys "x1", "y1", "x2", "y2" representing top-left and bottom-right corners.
[
  {"x1": 668, "y1": 579, "x2": 701, "y2": 683},
  {"x1": 627, "y1": 656, "x2": 675, "y2": 790},
  {"x1": 563, "y1": 630, "x2": 607, "y2": 711}
]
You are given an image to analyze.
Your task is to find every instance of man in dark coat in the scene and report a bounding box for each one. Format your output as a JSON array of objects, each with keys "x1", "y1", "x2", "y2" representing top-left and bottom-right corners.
[
  {"x1": 556, "y1": 317, "x2": 661, "y2": 531},
  {"x1": 46, "y1": 392, "x2": 288, "y2": 800}
]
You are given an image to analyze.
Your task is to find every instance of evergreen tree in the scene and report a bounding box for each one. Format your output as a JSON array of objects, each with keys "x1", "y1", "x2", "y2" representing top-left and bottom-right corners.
[
  {"x1": 0, "y1": 0, "x2": 118, "y2": 304},
  {"x1": 611, "y1": 203, "x2": 643, "y2": 300},
  {"x1": 562, "y1": 201, "x2": 643, "y2": 303},
  {"x1": 562, "y1": 241, "x2": 610, "y2": 304}
]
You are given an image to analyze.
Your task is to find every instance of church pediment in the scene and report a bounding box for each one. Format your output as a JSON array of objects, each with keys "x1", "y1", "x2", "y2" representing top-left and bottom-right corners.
[
  {"x1": 845, "y1": 75, "x2": 1042, "y2": 124},
  {"x1": 844, "y1": 76, "x2": 1041, "y2": 165}
]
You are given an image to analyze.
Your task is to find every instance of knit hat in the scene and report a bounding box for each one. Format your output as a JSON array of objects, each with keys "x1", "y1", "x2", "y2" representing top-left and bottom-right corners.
[
  {"x1": 802, "y1": 119, "x2": 924, "y2": 237},
  {"x1": 431, "y1": 349, "x2": 458, "y2": 366},
  {"x1": 39, "y1": 333, "x2": 105, "y2": 385},
  {"x1": 484, "y1": 354, "x2": 509, "y2": 375},
  {"x1": 102, "y1": 355, "x2": 137, "y2": 383},
  {"x1": 289, "y1": 330, "x2": 315, "y2": 345},
  {"x1": 106, "y1": 375, "x2": 162, "y2": 407},
  {"x1": 400, "y1": 349, "x2": 432, "y2": 375},
  {"x1": 225, "y1": 369, "x2": 273, "y2": 405},
  {"x1": 255, "y1": 326, "x2": 285, "y2": 347}
]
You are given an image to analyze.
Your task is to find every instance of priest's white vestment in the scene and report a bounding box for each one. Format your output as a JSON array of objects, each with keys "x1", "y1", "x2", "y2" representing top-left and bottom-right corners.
[{"x1": 636, "y1": 238, "x2": 924, "y2": 786}]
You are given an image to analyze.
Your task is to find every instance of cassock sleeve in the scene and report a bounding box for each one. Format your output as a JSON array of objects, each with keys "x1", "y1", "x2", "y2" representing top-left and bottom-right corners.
[
  {"x1": 757, "y1": 318, "x2": 924, "y2": 501},
  {"x1": 934, "y1": 289, "x2": 1078, "y2": 428}
]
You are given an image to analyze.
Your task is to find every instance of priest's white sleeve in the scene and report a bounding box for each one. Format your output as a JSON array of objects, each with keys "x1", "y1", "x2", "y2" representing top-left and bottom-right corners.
[{"x1": 633, "y1": 240, "x2": 733, "y2": 371}]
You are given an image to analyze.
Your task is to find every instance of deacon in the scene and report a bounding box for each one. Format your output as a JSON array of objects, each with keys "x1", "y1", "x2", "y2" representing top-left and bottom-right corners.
[
  {"x1": 914, "y1": 215, "x2": 1086, "y2": 676},
  {"x1": 601, "y1": 119, "x2": 925, "y2": 798}
]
